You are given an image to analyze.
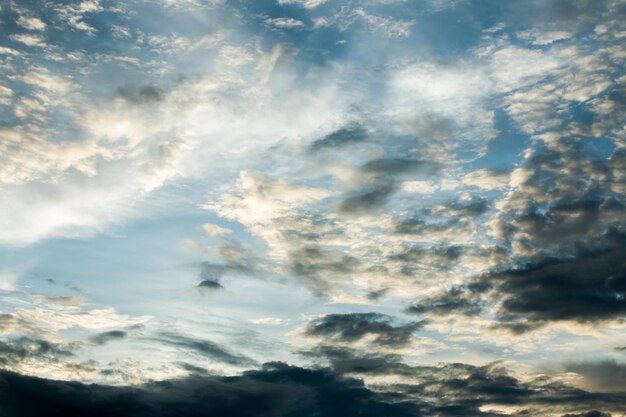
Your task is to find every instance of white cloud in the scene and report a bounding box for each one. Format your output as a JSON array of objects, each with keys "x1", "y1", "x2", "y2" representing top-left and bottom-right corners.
[
  {"x1": 351, "y1": 8, "x2": 414, "y2": 38},
  {"x1": 249, "y1": 317, "x2": 286, "y2": 325},
  {"x1": 402, "y1": 181, "x2": 437, "y2": 194},
  {"x1": 9, "y1": 33, "x2": 46, "y2": 47},
  {"x1": 16, "y1": 16, "x2": 46, "y2": 31},
  {"x1": 264, "y1": 17, "x2": 306, "y2": 29},
  {"x1": 0, "y1": 46, "x2": 20, "y2": 55},
  {"x1": 462, "y1": 169, "x2": 509, "y2": 190},
  {"x1": 278, "y1": 0, "x2": 327, "y2": 8},
  {"x1": 202, "y1": 223, "x2": 232, "y2": 237},
  {"x1": 518, "y1": 29, "x2": 573, "y2": 46}
]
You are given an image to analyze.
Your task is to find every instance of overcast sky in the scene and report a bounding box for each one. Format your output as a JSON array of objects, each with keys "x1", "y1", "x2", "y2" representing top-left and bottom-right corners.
[{"x1": 1, "y1": 0, "x2": 626, "y2": 416}]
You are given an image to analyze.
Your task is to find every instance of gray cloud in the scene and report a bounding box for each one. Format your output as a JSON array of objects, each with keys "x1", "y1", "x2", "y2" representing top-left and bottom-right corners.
[
  {"x1": 115, "y1": 85, "x2": 164, "y2": 105},
  {"x1": 305, "y1": 313, "x2": 426, "y2": 347},
  {"x1": 490, "y1": 233, "x2": 626, "y2": 325},
  {"x1": 0, "y1": 337, "x2": 77, "y2": 367},
  {"x1": 561, "y1": 412, "x2": 612, "y2": 417},
  {"x1": 406, "y1": 286, "x2": 484, "y2": 317},
  {"x1": 89, "y1": 330, "x2": 127, "y2": 346},
  {"x1": 156, "y1": 332, "x2": 255, "y2": 366},
  {"x1": 565, "y1": 360, "x2": 626, "y2": 393},
  {"x1": 338, "y1": 180, "x2": 397, "y2": 214},
  {"x1": 0, "y1": 363, "x2": 421, "y2": 417},
  {"x1": 309, "y1": 125, "x2": 368, "y2": 151}
]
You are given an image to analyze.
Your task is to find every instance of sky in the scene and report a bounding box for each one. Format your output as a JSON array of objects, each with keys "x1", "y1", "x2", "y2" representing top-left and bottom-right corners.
[{"x1": 0, "y1": 0, "x2": 626, "y2": 416}]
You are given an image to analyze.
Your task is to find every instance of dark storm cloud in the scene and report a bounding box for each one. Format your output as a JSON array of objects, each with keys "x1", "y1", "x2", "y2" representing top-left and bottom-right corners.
[
  {"x1": 0, "y1": 363, "x2": 421, "y2": 417},
  {"x1": 402, "y1": 362, "x2": 626, "y2": 416},
  {"x1": 305, "y1": 313, "x2": 426, "y2": 347},
  {"x1": 156, "y1": 332, "x2": 255, "y2": 366},
  {"x1": 409, "y1": 230, "x2": 626, "y2": 330},
  {"x1": 305, "y1": 347, "x2": 626, "y2": 416},
  {"x1": 89, "y1": 330, "x2": 127, "y2": 346},
  {"x1": 489, "y1": 232, "x2": 626, "y2": 325},
  {"x1": 309, "y1": 125, "x2": 368, "y2": 151}
]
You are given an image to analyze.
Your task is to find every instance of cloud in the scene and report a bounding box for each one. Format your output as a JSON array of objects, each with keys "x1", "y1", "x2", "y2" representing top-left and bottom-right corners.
[
  {"x1": 488, "y1": 231, "x2": 626, "y2": 326},
  {"x1": 115, "y1": 85, "x2": 164, "y2": 105},
  {"x1": 461, "y1": 169, "x2": 509, "y2": 190},
  {"x1": 565, "y1": 360, "x2": 626, "y2": 393},
  {"x1": 278, "y1": 0, "x2": 327, "y2": 9},
  {"x1": 0, "y1": 337, "x2": 77, "y2": 367},
  {"x1": 561, "y1": 413, "x2": 612, "y2": 417},
  {"x1": 264, "y1": 17, "x2": 306, "y2": 30},
  {"x1": 201, "y1": 223, "x2": 232, "y2": 237},
  {"x1": 338, "y1": 180, "x2": 397, "y2": 214},
  {"x1": 156, "y1": 332, "x2": 255, "y2": 366},
  {"x1": 305, "y1": 313, "x2": 426, "y2": 347},
  {"x1": 195, "y1": 244, "x2": 258, "y2": 288},
  {"x1": 309, "y1": 125, "x2": 368, "y2": 152},
  {"x1": 304, "y1": 347, "x2": 626, "y2": 416},
  {"x1": 0, "y1": 363, "x2": 421, "y2": 417},
  {"x1": 406, "y1": 286, "x2": 484, "y2": 317},
  {"x1": 16, "y1": 16, "x2": 46, "y2": 31},
  {"x1": 9, "y1": 34, "x2": 45, "y2": 47},
  {"x1": 89, "y1": 330, "x2": 128, "y2": 346}
]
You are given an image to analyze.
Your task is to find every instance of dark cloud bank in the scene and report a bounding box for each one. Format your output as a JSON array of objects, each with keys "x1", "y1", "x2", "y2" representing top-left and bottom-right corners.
[{"x1": 0, "y1": 359, "x2": 624, "y2": 417}]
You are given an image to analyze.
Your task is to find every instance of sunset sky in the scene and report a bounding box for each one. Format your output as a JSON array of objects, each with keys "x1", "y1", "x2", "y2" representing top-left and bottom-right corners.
[{"x1": 1, "y1": 0, "x2": 626, "y2": 416}]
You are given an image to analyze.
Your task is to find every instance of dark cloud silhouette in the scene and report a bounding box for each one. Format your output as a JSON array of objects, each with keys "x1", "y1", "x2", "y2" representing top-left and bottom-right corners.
[
  {"x1": 562, "y1": 412, "x2": 612, "y2": 417},
  {"x1": 414, "y1": 231, "x2": 626, "y2": 330},
  {"x1": 196, "y1": 247, "x2": 256, "y2": 289},
  {"x1": 309, "y1": 125, "x2": 367, "y2": 151},
  {"x1": 0, "y1": 363, "x2": 421, "y2": 417},
  {"x1": 489, "y1": 233, "x2": 626, "y2": 325},
  {"x1": 156, "y1": 332, "x2": 255, "y2": 366},
  {"x1": 197, "y1": 279, "x2": 223, "y2": 289},
  {"x1": 305, "y1": 347, "x2": 626, "y2": 416},
  {"x1": 89, "y1": 331, "x2": 127, "y2": 346},
  {"x1": 305, "y1": 313, "x2": 426, "y2": 347},
  {"x1": 303, "y1": 345, "x2": 414, "y2": 377}
]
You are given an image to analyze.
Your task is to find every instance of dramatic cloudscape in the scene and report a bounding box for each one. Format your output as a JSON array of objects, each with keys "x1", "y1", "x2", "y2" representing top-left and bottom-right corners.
[{"x1": 1, "y1": 0, "x2": 626, "y2": 415}]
